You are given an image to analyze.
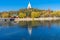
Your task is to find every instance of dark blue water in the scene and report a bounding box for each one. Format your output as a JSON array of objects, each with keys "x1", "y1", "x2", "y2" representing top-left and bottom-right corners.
[{"x1": 0, "y1": 21, "x2": 60, "y2": 40}]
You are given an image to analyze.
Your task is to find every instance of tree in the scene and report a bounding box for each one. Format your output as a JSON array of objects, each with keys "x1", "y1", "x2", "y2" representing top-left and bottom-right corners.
[
  {"x1": 31, "y1": 11, "x2": 40, "y2": 18},
  {"x1": 1, "y1": 12, "x2": 9, "y2": 18},
  {"x1": 19, "y1": 12, "x2": 26, "y2": 18}
]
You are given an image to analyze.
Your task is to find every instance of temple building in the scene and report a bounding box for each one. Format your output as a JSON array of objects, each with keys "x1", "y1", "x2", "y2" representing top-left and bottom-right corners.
[{"x1": 26, "y1": 2, "x2": 32, "y2": 17}]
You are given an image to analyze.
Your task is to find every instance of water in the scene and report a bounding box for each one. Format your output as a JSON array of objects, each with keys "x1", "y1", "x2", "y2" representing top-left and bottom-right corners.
[{"x1": 0, "y1": 20, "x2": 60, "y2": 40}]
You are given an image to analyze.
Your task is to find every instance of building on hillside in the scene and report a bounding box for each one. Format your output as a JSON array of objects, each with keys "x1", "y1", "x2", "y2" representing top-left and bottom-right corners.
[
  {"x1": 26, "y1": 2, "x2": 32, "y2": 17},
  {"x1": 47, "y1": 9, "x2": 51, "y2": 17},
  {"x1": 9, "y1": 11, "x2": 19, "y2": 18}
]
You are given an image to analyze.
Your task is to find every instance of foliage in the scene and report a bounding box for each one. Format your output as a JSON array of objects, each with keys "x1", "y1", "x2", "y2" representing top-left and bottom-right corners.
[
  {"x1": 31, "y1": 12, "x2": 40, "y2": 18},
  {"x1": 1, "y1": 12, "x2": 9, "y2": 18},
  {"x1": 1, "y1": 8, "x2": 60, "y2": 18},
  {"x1": 19, "y1": 12, "x2": 26, "y2": 18}
]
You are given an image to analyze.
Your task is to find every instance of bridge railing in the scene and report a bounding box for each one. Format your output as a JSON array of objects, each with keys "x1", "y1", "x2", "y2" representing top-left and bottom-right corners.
[{"x1": 0, "y1": 18, "x2": 15, "y2": 21}]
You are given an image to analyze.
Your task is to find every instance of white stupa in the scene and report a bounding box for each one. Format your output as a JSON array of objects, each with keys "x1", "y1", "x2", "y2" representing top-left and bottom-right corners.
[{"x1": 27, "y1": 2, "x2": 31, "y2": 9}]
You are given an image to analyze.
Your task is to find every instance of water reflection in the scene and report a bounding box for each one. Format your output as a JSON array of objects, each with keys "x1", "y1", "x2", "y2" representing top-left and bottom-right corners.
[
  {"x1": 19, "y1": 20, "x2": 60, "y2": 28},
  {"x1": 0, "y1": 20, "x2": 60, "y2": 40},
  {"x1": 28, "y1": 26, "x2": 32, "y2": 36}
]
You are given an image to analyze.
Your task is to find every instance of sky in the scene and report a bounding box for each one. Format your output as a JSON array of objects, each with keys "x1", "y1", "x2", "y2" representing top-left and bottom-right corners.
[{"x1": 0, "y1": 0, "x2": 60, "y2": 12}]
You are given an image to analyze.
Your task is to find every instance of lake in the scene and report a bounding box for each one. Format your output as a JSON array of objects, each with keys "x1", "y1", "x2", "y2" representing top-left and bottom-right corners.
[{"x1": 0, "y1": 20, "x2": 60, "y2": 40}]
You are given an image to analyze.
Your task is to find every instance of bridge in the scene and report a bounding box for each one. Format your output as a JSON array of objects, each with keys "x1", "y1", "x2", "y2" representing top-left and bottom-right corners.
[{"x1": 0, "y1": 18, "x2": 15, "y2": 22}]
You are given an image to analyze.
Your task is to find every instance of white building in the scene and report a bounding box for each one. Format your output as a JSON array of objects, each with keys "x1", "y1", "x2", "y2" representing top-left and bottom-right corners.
[{"x1": 27, "y1": 2, "x2": 31, "y2": 9}]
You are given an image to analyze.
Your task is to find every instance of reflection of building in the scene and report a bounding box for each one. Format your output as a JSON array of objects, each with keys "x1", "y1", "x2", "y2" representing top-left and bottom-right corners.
[{"x1": 28, "y1": 27, "x2": 32, "y2": 35}]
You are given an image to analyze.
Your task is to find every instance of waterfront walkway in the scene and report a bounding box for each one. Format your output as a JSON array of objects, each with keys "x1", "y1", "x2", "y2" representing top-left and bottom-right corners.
[
  {"x1": 0, "y1": 17, "x2": 60, "y2": 22},
  {"x1": 15, "y1": 17, "x2": 60, "y2": 21}
]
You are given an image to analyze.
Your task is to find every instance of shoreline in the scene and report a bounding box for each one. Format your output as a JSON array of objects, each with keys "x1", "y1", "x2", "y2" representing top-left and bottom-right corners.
[
  {"x1": 14, "y1": 17, "x2": 60, "y2": 21},
  {"x1": 0, "y1": 17, "x2": 60, "y2": 21}
]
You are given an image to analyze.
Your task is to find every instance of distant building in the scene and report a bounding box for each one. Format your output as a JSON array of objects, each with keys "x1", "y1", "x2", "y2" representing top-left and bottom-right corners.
[{"x1": 47, "y1": 9, "x2": 51, "y2": 17}]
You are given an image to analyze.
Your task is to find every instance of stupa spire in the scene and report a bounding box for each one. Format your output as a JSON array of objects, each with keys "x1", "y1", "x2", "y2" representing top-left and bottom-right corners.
[{"x1": 27, "y1": 1, "x2": 31, "y2": 9}]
